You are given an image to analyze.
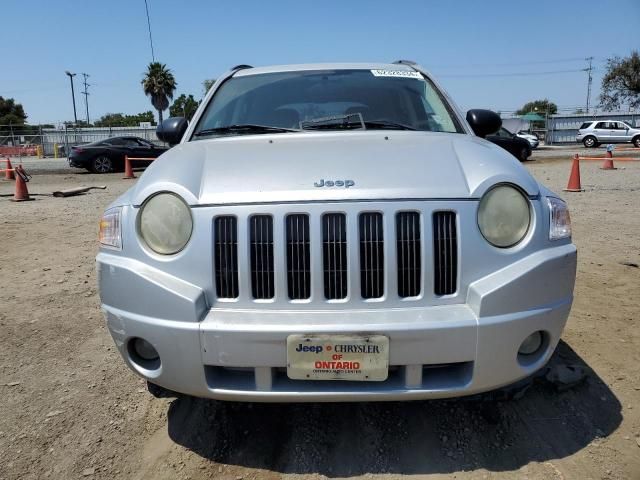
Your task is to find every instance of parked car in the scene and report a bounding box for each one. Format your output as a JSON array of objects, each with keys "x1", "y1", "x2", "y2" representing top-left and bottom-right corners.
[
  {"x1": 487, "y1": 127, "x2": 532, "y2": 161},
  {"x1": 68, "y1": 136, "x2": 167, "y2": 173},
  {"x1": 516, "y1": 131, "x2": 539, "y2": 149},
  {"x1": 576, "y1": 120, "x2": 640, "y2": 148},
  {"x1": 97, "y1": 62, "x2": 576, "y2": 402}
]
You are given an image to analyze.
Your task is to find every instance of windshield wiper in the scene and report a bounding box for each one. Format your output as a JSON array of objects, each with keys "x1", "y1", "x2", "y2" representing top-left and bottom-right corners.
[
  {"x1": 301, "y1": 113, "x2": 365, "y2": 131},
  {"x1": 300, "y1": 114, "x2": 418, "y2": 132},
  {"x1": 194, "y1": 124, "x2": 299, "y2": 137},
  {"x1": 363, "y1": 119, "x2": 418, "y2": 131}
]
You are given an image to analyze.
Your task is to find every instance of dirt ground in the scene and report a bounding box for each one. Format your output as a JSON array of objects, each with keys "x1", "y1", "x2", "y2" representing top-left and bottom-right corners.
[{"x1": 1, "y1": 157, "x2": 639, "y2": 480}]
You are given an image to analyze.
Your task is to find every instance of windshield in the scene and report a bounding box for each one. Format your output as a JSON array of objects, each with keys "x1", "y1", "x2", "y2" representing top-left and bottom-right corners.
[{"x1": 191, "y1": 69, "x2": 464, "y2": 138}]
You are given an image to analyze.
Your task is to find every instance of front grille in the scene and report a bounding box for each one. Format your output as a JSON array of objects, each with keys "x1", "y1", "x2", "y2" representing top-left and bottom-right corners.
[
  {"x1": 286, "y1": 214, "x2": 311, "y2": 299},
  {"x1": 214, "y1": 216, "x2": 239, "y2": 298},
  {"x1": 433, "y1": 211, "x2": 458, "y2": 295},
  {"x1": 249, "y1": 215, "x2": 274, "y2": 299},
  {"x1": 359, "y1": 212, "x2": 384, "y2": 299},
  {"x1": 396, "y1": 212, "x2": 421, "y2": 297},
  {"x1": 212, "y1": 207, "x2": 460, "y2": 302},
  {"x1": 322, "y1": 213, "x2": 348, "y2": 300}
]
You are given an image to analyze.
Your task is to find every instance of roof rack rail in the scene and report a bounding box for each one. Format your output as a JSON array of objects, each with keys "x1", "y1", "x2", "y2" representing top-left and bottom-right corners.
[
  {"x1": 393, "y1": 60, "x2": 417, "y2": 66},
  {"x1": 230, "y1": 64, "x2": 253, "y2": 71}
]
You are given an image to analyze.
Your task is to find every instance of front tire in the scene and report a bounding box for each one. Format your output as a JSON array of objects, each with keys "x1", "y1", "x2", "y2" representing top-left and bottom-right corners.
[
  {"x1": 633, "y1": 136, "x2": 640, "y2": 148},
  {"x1": 519, "y1": 147, "x2": 531, "y2": 161},
  {"x1": 91, "y1": 155, "x2": 114, "y2": 173},
  {"x1": 583, "y1": 136, "x2": 597, "y2": 148}
]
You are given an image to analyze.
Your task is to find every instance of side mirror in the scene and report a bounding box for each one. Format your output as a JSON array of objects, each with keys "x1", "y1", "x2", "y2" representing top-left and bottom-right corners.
[
  {"x1": 156, "y1": 117, "x2": 188, "y2": 146},
  {"x1": 466, "y1": 109, "x2": 502, "y2": 138}
]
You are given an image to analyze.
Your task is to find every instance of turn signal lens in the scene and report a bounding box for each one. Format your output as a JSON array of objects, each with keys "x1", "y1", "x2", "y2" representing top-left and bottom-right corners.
[
  {"x1": 99, "y1": 207, "x2": 122, "y2": 250},
  {"x1": 547, "y1": 197, "x2": 571, "y2": 241}
]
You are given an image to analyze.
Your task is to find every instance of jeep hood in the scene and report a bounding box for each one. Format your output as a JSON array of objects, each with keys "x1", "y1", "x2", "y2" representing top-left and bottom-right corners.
[{"x1": 129, "y1": 131, "x2": 539, "y2": 206}]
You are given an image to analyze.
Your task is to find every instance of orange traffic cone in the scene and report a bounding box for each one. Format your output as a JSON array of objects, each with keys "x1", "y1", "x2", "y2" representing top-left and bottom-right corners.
[
  {"x1": 11, "y1": 165, "x2": 34, "y2": 202},
  {"x1": 564, "y1": 154, "x2": 584, "y2": 192},
  {"x1": 123, "y1": 155, "x2": 136, "y2": 179},
  {"x1": 600, "y1": 150, "x2": 617, "y2": 170},
  {"x1": 4, "y1": 158, "x2": 15, "y2": 181}
]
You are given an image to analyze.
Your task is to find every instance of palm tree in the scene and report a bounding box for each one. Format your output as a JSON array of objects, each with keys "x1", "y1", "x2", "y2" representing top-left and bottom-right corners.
[{"x1": 141, "y1": 62, "x2": 177, "y2": 124}]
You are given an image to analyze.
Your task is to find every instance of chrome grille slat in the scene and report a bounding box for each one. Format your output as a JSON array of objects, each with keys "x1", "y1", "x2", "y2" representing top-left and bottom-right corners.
[
  {"x1": 214, "y1": 216, "x2": 239, "y2": 298},
  {"x1": 396, "y1": 212, "x2": 421, "y2": 298},
  {"x1": 359, "y1": 212, "x2": 384, "y2": 299},
  {"x1": 250, "y1": 215, "x2": 274, "y2": 299},
  {"x1": 433, "y1": 211, "x2": 457, "y2": 295},
  {"x1": 322, "y1": 213, "x2": 347, "y2": 299},
  {"x1": 286, "y1": 214, "x2": 311, "y2": 299}
]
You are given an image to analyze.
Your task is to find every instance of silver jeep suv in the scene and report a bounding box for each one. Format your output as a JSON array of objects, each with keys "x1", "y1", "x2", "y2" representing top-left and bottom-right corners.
[
  {"x1": 577, "y1": 120, "x2": 640, "y2": 148},
  {"x1": 97, "y1": 62, "x2": 576, "y2": 402}
]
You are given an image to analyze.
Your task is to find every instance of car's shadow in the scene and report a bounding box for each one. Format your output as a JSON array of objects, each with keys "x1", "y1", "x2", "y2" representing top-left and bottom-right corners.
[{"x1": 166, "y1": 340, "x2": 621, "y2": 476}]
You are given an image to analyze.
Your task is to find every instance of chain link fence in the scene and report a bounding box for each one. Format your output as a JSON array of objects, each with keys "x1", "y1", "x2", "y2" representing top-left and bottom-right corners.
[{"x1": 0, "y1": 124, "x2": 165, "y2": 158}]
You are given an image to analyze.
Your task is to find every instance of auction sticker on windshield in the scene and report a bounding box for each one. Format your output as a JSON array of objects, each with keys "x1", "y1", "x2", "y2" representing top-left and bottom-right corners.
[
  {"x1": 287, "y1": 334, "x2": 389, "y2": 381},
  {"x1": 370, "y1": 69, "x2": 423, "y2": 79}
]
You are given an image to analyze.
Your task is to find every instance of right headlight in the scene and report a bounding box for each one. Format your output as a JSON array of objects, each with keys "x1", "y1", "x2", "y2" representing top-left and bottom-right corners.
[
  {"x1": 138, "y1": 192, "x2": 193, "y2": 255},
  {"x1": 477, "y1": 184, "x2": 531, "y2": 248},
  {"x1": 547, "y1": 197, "x2": 571, "y2": 240}
]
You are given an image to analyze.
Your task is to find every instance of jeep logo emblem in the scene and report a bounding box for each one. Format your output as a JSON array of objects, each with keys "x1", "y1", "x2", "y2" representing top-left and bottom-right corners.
[{"x1": 314, "y1": 179, "x2": 355, "y2": 188}]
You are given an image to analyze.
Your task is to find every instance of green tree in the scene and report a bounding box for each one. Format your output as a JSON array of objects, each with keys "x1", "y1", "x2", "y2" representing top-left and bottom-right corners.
[
  {"x1": 203, "y1": 78, "x2": 216, "y2": 93},
  {"x1": 94, "y1": 111, "x2": 156, "y2": 127},
  {"x1": 0, "y1": 96, "x2": 27, "y2": 129},
  {"x1": 169, "y1": 94, "x2": 200, "y2": 120},
  {"x1": 515, "y1": 99, "x2": 558, "y2": 116},
  {"x1": 600, "y1": 51, "x2": 640, "y2": 111},
  {"x1": 141, "y1": 62, "x2": 177, "y2": 124}
]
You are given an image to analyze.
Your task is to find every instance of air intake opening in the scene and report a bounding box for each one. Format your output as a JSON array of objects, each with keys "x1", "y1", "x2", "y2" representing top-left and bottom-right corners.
[
  {"x1": 433, "y1": 211, "x2": 458, "y2": 295},
  {"x1": 250, "y1": 215, "x2": 274, "y2": 299},
  {"x1": 396, "y1": 212, "x2": 421, "y2": 297},
  {"x1": 359, "y1": 212, "x2": 384, "y2": 299},
  {"x1": 286, "y1": 214, "x2": 311, "y2": 300},
  {"x1": 214, "y1": 216, "x2": 239, "y2": 298},
  {"x1": 322, "y1": 213, "x2": 348, "y2": 300}
]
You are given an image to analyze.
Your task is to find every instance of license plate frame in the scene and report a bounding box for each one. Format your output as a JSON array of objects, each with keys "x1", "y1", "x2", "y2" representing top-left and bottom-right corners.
[{"x1": 286, "y1": 334, "x2": 389, "y2": 381}]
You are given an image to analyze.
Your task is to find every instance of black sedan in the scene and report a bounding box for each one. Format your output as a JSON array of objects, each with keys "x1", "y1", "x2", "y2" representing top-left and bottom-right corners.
[
  {"x1": 68, "y1": 136, "x2": 168, "y2": 173},
  {"x1": 486, "y1": 127, "x2": 532, "y2": 161}
]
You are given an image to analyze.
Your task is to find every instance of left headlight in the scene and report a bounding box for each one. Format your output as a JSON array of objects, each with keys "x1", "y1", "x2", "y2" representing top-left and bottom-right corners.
[
  {"x1": 477, "y1": 184, "x2": 531, "y2": 248},
  {"x1": 99, "y1": 207, "x2": 122, "y2": 250},
  {"x1": 138, "y1": 192, "x2": 193, "y2": 255}
]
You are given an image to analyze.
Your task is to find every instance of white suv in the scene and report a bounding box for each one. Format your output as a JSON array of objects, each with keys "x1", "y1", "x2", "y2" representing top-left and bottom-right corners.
[{"x1": 577, "y1": 120, "x2": 640, "y2": 148}]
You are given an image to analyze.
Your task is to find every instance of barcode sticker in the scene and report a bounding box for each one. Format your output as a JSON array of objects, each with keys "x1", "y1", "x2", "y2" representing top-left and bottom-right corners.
[{"x1": 370, "y1": 69, "x2": 423, "y2": 79}]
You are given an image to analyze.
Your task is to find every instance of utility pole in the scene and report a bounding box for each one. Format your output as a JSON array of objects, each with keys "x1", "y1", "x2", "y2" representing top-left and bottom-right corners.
[
  {"x1": 584, "y1": 57, "x2": 594, "y2": 114},
  {"x1": 65, "y1": 71, "x2": 78, "y2": 125},
  {"x1": 80, "y1": 73, "x2": 91, "y2": 125}
]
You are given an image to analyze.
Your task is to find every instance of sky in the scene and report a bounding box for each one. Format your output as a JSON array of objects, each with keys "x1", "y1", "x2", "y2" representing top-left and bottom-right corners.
[{"x1": 1, "y1": 0, "x2": 639, "y2": 124}]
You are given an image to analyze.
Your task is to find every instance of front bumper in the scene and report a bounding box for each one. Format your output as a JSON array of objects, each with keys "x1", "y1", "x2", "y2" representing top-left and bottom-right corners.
[
  {"x1": 98, "y1": 243, "x2": 576, "y2": 402},
  {"x1": 68, "y1": 156, "x2": 87, "y2": 168}
]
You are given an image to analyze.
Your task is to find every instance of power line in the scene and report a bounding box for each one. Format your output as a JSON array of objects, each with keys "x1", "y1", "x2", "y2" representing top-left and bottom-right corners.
[
  {"x1": 439, "y1": 68, "x2": 587, "y2": 78},
  {"x1": 80, "y1": 73, "x2": 90, "y2": 125},
  {"x1": 433, "y1": 57, "x2": 590, "y2": 69},
  {"x1": 144, "y1": 0, "x2": 155, "y2": 62}
]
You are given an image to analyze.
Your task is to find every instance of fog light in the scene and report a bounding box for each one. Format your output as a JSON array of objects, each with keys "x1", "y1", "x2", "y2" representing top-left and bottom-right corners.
[
  {"x1": 133, "y1": 338, "x2": 159, "y2": 361},
  {"x1": 518, "y1": 331, "x2": 543, "y2": 355}
]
